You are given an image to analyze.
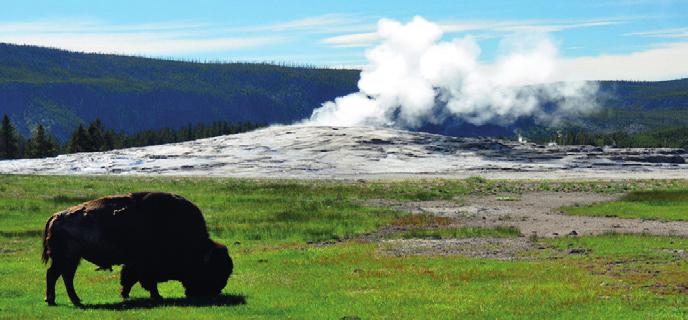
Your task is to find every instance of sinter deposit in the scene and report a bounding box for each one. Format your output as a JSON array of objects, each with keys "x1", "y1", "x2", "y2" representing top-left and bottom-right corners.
[{"x1": 0, "y1": 125, "x2": 686, "y2": 179}]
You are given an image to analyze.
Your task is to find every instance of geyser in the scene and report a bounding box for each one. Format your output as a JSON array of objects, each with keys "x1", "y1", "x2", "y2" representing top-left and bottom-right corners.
[{"x1": 308, "y1": 16, "x2": 597, "y2": 128}]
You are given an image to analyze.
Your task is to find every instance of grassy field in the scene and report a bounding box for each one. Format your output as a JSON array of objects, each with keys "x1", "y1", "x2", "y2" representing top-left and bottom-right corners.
[
  {"x1": 564, "y1": 190, "x2": 688, "y2": 221},
  {"x1": 2, "y1": 175, "x2": 688, "y2": 319}
]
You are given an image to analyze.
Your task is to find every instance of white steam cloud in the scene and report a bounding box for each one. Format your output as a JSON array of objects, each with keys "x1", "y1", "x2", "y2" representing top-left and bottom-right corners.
[{"x1": 308, "y1": 16, "x2": 597, "y2": 128}]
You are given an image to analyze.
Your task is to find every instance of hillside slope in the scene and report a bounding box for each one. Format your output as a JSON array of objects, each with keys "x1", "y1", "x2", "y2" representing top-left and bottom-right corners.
[{"x1": 0, "y1": 43, "x2": 358, "y2": 140}]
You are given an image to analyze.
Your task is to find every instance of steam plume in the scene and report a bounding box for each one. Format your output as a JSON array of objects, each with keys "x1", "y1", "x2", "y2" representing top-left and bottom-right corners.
[{"x1": 308, "y1": 16, "x2": 597, "y2": 128}]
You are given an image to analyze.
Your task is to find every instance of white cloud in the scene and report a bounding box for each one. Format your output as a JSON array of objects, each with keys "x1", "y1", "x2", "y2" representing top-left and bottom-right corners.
[
  {"x1": 222, "y1": 13, "x2": 375, "y2": 34},
  {"x1": 321, "y1": 17, "x2": 629, "y2": 48},
  {"x1": 625, "y1": 27, "x2": 688, "y2": 39},
  {"x1": 591, "y1": 0, "x2": 681, "y2": 7},
  {"x1": 259, "y1": 14, "x2": 359, "y2": 32},
  {"x1": 321, "y1": 32, "x2": 378, "y2": 47},
  {"x1": 557, "y1": 42, "x2": 688, "y2": 81},
  {"x1": 0, "y1": 19, "x2": 284, "y2": 56},
  {"x1": 441, "y1": 18, "x2": 627, "y2": 34},
  {"x1": 0, "y1": 14, "x2": 376, "y2": 56},
  {"x1": 1, "y1": 34, "x2": 280, "y2": 55}
]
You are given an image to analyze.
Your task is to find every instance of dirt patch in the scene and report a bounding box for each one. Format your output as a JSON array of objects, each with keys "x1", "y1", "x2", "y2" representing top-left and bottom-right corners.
[
  {"x1": 366, "y1": 192, "x2": 688, "y2": 238},
  {"x1": 378, "y1": 237, "x2": 537, "y2": 260},
  {"x1": 365, "y1": 191, "x2": 688, "y2": 257}
]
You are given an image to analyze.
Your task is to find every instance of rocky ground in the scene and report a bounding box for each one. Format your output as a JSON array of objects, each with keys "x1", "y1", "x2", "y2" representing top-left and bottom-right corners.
[
  {"x1": 364, "y1": 192, "x2": 688, "y2": 259},
  {"x1": 1, "y1": 125, "x2": 687, "y2": 179}
]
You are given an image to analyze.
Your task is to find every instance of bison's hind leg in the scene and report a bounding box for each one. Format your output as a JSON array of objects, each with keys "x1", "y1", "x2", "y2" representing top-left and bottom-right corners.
[
  {"x1": 44, "y1": 235, "x2": 83, "y2": 307},
  {"x1": 120, "y1": 265, "x2": 138, "y2": 299},
  {"x1": 46, "y1": 256, "x2": 82, "y2": 307},
  {"x1": 61, "y1": 258, "x2": 83, "y2": 307},
  {"x1": 45, "y1": 261, "x2": 61, "y2": 306}
]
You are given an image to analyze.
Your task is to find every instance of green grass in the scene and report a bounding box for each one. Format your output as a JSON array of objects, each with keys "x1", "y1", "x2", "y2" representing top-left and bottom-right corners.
[
  {"x1": 545, "y1": 234, "x2": 688, "y2": 297},
  {"x1": 384, "y1": 226, "x2": 521, "y2": 239},
  {"x1": 0, "y1": 175, "x2": 420, "y2": 242},
  {"x1": 564, "y1": 190, "x2": 688, "y2": 221},
  {"x1": 3, "y1": 175, "x2": 688, "y2": 319}
]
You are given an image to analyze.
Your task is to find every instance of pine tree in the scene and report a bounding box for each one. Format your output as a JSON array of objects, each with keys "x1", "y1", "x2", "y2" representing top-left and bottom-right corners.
[
  {"x1": 67, "y1": 124, "x2": 89, "y2": 153},
  {"x1": 185, "y1": 123, "x2": 193, "y2": 141},
  {"x1": 0, "y1": 114, "x2": 19, "y2": 159},
  {"x1": 87, "y1": 119, "x2": 106, "y2": 151},
  {"x1": 103, "y1": 130, "x2": 118, "y2": 151},
  {"x1": 26, "y1": 124, "x2": 57, "y2": 158}
]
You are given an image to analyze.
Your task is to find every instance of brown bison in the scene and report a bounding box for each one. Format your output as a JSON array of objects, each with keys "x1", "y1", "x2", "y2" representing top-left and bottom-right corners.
[{"x1": 42, "y1": 192, "x2": 233, "y2": 306}]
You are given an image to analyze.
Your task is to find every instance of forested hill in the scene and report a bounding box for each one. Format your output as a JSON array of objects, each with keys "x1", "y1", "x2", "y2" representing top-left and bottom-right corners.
[
  {"x1": 0, "y1": 43, "x2": 358, "y2": 141},
  {"x1": 1, "y1": 43, "x2": 688, "y2": 142}
]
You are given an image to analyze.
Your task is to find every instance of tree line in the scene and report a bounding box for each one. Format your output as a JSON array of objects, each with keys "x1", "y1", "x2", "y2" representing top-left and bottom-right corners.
[
  {"x1": 528, "y1": 126, "x2": 688, "y2": 149},
  {"x1": 0, "y1": 114, "x2": 263, "y2": 160}
]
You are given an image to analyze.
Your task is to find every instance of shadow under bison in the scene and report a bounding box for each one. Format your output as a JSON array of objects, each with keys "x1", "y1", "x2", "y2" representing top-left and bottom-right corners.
[{"x1": 82, "y1": 294, "x2": 247, "y2": 310}]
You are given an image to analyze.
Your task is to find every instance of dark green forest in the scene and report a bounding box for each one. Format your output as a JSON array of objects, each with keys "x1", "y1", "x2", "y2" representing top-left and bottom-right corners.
[
  {"x1": 527, "y1": 126, "x2": 688, "y2": 149},
  {"x1": 0, "y1": 113, "x2": 262, "y2": 159},
  {"x1": 0, "y1": 43, "x2": 357, "y2": 141}
]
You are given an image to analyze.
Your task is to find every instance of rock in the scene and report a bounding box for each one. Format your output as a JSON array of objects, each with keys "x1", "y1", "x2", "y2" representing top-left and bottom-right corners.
[
  {"x1": 609, "y1": 155, "x2": 685, "y2": 164},
  {"x1": 568, "y1": 248, "x2": 589, "y2": 255},
  {"x1": 568, "y1": 230, "x2": 578, "y2": 236}
]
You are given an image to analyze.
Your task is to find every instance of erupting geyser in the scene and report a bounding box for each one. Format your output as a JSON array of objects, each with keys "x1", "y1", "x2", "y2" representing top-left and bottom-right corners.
[{"x1": 307, "y1": 16, "x2": 598, "y2": 128}]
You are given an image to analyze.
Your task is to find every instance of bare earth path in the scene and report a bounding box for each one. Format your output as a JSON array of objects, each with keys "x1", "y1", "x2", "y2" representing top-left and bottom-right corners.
[{"x1": 365, "y1": 192, "x2": 688, "y2": 258}]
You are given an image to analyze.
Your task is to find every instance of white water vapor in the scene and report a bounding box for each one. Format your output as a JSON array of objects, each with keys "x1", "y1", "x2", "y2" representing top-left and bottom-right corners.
[{"x1": 308, "y1": 16, "x2": 597, "y2": 128}]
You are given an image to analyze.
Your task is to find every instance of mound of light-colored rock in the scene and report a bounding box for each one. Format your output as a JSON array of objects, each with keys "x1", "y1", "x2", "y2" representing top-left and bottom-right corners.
[{"x1": 0, "y1": 125, "x2": 686, "y2": 179}]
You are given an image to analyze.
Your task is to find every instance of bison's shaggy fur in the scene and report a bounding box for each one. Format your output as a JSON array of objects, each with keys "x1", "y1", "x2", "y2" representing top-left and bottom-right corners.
[{"x1": 42, "y1": 192, "x2": 233, "y2": 306}]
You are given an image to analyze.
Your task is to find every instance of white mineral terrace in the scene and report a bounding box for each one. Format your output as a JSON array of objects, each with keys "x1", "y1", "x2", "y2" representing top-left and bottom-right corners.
[{"x1": 1, "y1": 125, "x2": 687, "y2": 180}]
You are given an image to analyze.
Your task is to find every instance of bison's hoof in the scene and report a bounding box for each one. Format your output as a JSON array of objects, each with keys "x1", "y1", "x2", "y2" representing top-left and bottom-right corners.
[{"x1": 45, "y1": 299, "x2": 57, "y2": 306}]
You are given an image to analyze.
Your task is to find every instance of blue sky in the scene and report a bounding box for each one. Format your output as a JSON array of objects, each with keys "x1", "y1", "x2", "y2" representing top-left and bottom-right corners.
[{"x1": 1, "y1": 0, "x2": 687, "y2": 79}]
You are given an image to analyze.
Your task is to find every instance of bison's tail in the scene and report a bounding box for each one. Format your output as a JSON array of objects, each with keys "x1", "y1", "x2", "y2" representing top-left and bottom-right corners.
[{"x1": 42, "y1": 216, "x2": 55, "y2": 264}]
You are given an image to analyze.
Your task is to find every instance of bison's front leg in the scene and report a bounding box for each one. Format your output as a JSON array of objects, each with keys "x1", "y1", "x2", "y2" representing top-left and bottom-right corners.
[
  {"x1": 120, "y1": 265, "x2": 138, "y2": 299},
  {"x1": 141, "y1": 280, "x2": 162, "y2": 301}
]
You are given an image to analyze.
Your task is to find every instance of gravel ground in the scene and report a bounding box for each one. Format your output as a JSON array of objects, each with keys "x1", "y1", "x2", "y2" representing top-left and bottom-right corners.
[
  {"x1": 378, "y1": 238, "x2": 538, "y2": 260},
  {"x1": 365, "y1": 192, "x2": 688, "y2": 258}
]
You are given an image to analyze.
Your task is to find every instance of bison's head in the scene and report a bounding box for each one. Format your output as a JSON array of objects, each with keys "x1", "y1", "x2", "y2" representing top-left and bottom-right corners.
[{"x1": 184, "y1": 242, "x2": 233, "y2": 298}]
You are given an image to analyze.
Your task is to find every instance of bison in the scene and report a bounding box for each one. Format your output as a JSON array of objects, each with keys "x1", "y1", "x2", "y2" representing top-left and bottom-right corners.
[{"x1": 42, "y1": 192, "x2": 233, "y2": 306}]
